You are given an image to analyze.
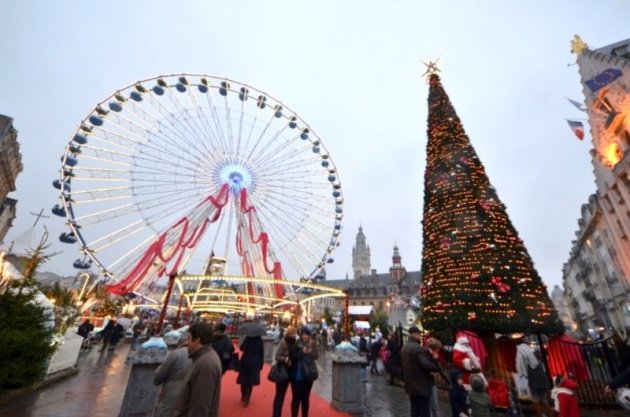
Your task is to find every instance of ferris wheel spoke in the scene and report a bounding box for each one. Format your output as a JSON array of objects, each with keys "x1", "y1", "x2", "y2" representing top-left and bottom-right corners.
[
  {"x1": 246, "y1": 119, "x2": 292, "y2": 169},
  {"x1": 120, "y1": 95, "x2": 214, "y2": 165},
  {"x1": 234, "y1": 94, "x2": 248, "y2": 165},
  {"x1": 87, "y1": 219, "x2": 151, "y2": 253},
  {"x1": 72, "y1": 166, "x2": 129, "y2": 182},
  {"x1": 202, "y1": 89, "x2": 231, "y2": 158},
  {"x1": 69, "y1": 203, "x2": 136, "y2": 226},
  {"x1": 221, "y1": 93, "x2": 237, "y2": 165},
  {"x1": 255, "y1": 197, "x2": 337, "y2": 252},
  {"x1": 241, "y1": 113, "x2": 278, "y2": 168},
  {"x1": 251, "y1": 201, "x2": 324, "y2": 259},
  {"x1": 257, "y1": 203, "x2": 330, "y2": 255},
  {"x1": 258, "y1": 153, "x2": 324, "y2": 177}
]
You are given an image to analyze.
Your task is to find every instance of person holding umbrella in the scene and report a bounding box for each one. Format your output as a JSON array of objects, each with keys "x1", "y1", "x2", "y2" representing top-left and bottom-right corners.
[{"x1": 236, "y1": 312, "x2": 265, "y2": 407}]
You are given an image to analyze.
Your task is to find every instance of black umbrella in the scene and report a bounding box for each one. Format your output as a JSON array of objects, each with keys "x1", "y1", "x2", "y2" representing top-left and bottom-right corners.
[{"x1": 237, "y1": 322, "x2": 266, "y2": 337}]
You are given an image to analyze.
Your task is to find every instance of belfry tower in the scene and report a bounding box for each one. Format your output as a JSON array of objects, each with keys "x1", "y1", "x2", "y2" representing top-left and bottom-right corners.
[
  {"x1": 389, "y1": 244, "x2": 406, "y2": 281},
  {"x1": 352, "y1": 226, "x2": 371, "y2": 279}
]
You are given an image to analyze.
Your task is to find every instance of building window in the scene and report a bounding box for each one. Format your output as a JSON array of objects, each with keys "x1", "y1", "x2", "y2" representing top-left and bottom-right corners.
[
  {"x1": 612, "y1": 185, "x2": 624, "y2": 204},
  {"x1": 603, "y1": 195, "x2": 615, "y2": 213},
  {"x1": 617, "y1": 219, "x2": 628, "y2": 239},
  {"x1": 622, "y1": 172, "x2": 630, "y2": 193}
]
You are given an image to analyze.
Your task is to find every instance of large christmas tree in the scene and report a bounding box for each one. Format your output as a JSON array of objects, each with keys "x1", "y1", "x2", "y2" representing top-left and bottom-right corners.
[{"x1": 420, "y1": 71, "x2": 563, "y2": 335}]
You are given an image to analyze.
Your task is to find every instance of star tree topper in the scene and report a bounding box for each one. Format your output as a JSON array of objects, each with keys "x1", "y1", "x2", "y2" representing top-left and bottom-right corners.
[{"x1": 422, "y1": 57, "x2": 442, "y2": 80}]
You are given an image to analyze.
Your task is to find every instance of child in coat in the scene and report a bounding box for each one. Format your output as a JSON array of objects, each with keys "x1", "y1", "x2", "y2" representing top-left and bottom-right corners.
[
  {"x1": 468, "y1": 374, "x2": 492, "y2": 417},
  {"x1": 449, "y1": 370, "x2": 470, "y2": 417},
  {"x1": 551, "y1": 375, "x2": 580, "y2": 417}
]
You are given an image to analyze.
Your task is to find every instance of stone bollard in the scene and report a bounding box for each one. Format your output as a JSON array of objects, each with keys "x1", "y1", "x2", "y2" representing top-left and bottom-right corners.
[
  {"x1": 118, "y1": 337, "x2": 169, "y2": 417},
  {"x1": 262, "y1": 336, "x2": 275, "y2": 363},
  {"x1": 331, "y1": 342, "x2": 367, "y2": 414}
]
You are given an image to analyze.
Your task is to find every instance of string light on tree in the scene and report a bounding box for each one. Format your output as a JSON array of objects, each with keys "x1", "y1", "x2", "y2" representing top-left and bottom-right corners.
[{"x1": 419, "y1": 68, "x2": 563, "y2": 335}]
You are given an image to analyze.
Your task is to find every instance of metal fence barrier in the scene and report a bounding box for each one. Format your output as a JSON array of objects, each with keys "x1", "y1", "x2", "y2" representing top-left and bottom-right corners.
[{"x1": 46, "y1": 332, "x2": 84, "y2": 375}]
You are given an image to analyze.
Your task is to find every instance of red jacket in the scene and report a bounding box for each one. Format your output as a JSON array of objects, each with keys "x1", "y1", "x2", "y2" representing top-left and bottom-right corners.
[
  {"x1": 452, "y1": 348, "x2": 480, "y2": 384},
  {"x1": 552, "y1": 379, "x2": 580, "y2": 417}
]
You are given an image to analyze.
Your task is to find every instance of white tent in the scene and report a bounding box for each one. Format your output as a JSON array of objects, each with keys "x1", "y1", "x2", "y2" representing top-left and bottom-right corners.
[
  {"x1": 354, "y1": 320, "x2": 371, "y2": 330},
  {"x1": 0, "y1": 253, "x2": 55, "y2": 329},
  {"x1": 348, "y1": 305, "x2": 373, "y2": 315}
]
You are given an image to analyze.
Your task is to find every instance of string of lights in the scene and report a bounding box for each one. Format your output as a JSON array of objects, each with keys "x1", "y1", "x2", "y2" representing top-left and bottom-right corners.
[{"x1": 420, "y1": 73, "x2": 563, "y2": 335}]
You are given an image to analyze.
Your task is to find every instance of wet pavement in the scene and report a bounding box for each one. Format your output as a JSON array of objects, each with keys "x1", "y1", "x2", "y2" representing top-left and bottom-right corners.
[
  {"x1": 0, "y1": 344, "x2": 132, "y2": 417},
  {"x1": 1, "y1": 344, "x2": 628, "y2": 417}
]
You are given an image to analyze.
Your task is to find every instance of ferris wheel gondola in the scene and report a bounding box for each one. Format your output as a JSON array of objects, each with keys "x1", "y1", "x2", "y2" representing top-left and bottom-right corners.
[{"x1": 54, "y1": 74, "x2": 343, "y2": 293}]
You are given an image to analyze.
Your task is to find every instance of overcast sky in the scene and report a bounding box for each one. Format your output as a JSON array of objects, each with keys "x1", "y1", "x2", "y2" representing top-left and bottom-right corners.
[{"x1": 0, "y1": 1, "x2": 628, "y2": 292}]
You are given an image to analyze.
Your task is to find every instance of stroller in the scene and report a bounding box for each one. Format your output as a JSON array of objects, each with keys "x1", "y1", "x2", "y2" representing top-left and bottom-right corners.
[
  {"x1": 81, "y1": 331, "x2": 100, "y2": 350},
  {"x1": 487, "y1": 378, "x2": 520, "y2": 415}
]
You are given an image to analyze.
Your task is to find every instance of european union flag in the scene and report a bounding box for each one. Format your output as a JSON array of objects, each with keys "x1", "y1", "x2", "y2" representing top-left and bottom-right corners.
[{"x1": 585, "y1": 68, "x2": 623, "y2": 92}]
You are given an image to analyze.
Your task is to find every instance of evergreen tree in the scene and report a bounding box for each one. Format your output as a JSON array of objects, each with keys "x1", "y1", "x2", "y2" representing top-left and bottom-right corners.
[
  {"x1": 0, "y1": 279, "x2": 55, "y2": 392},
  {"x1": 420, "y1": 73, "x2": 562, "y2": 335},
  {"x1": 0, "y1": 230, "x2": 58, "y2": 392}
]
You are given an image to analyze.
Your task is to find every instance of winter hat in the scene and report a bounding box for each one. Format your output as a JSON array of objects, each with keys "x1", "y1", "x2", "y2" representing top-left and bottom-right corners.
[
  {"x1": 456, "y1": 336, "x2": 470, "y2": 345},
  {"x1": 449, "y1": 369, "x2": 463, "y2": 385},
  {"x1": 300, "y1": 326, "x2": 311, "y2": 336}
]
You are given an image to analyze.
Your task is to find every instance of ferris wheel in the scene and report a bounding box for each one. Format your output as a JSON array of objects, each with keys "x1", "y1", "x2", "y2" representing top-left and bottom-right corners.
[{"x1": 52, "y1": 74, "x2": 343, "y2": 297}]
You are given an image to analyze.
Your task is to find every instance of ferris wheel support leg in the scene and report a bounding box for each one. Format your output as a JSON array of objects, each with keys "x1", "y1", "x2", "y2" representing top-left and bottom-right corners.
[
  {"x1": 343, "y1": 289, "x2": 350, "y2": 342},
  {"x1": 157, "y1": 273, "x2": 177, "y2": 336},
  {"x1": 175, "y1": 294, "x2": 185, "y2": 327}
]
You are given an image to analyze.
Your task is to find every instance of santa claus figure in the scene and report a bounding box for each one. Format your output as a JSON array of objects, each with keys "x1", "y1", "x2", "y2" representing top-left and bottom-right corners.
[{"x1": 452, "y1": 336, "x2": 483, "y2": 387}]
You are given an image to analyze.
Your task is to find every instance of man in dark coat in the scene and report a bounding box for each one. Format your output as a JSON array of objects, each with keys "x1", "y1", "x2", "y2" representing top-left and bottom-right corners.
[
  {"x1": 99, "y1": 319, "x2": 124, "y2": 352},
  {"x1": 172, "y1": 322, "x2": 222, "y2": 417},
  {"x1": 77, "y1": 319, "x2": 94, "y2": 339},
  {"x1": 400, "y1": 326, "x2": 441, "y2": 417},
  {"x1": 153, "y1": 337, "x2": 192, "y2": 417},
  {"x1": 211, "y1": 323, "x2": 234, "y2": 375},
  {"x1": 236, "y1": 333, "x2": 264, "y2": 406}
]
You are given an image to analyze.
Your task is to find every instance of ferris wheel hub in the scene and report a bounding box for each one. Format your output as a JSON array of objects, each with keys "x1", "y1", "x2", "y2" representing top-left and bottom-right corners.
[{"x1": 220, "y1": 164, "x2": 252, "y2": 193}]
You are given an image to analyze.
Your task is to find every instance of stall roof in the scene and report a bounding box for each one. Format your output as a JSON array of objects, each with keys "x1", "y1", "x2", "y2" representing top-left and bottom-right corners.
[
  {"x1": 348, "y1": 305, "x2": 373, "y2": 315},
  {"x1": 354, "y1": 320, "x2": 371, "y2": 329}
]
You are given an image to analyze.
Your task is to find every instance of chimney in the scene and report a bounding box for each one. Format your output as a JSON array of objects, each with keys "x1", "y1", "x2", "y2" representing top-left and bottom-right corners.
[{"x1": 371, "y1": 269, "x2": 377, "y2": 278}]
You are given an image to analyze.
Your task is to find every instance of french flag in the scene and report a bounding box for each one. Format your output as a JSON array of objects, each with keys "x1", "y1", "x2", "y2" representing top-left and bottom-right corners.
[{"x1": 567, "y1": 120, "x2": 585, "y2": 140}]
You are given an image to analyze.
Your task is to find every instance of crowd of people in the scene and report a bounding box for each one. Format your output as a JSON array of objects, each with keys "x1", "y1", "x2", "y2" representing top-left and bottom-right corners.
[
  {"x1": 74, "y1": 316, "x2": 630, "y2": 417},
  {"x1": 146, "y1": 317, "x2": 322, "y2": 417}
]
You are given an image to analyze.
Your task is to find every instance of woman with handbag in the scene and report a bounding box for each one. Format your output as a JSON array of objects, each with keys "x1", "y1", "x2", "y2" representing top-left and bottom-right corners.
[
  {"x1": 271, "y1": 326, "x2": 297, "y2": 417},
  {"x1": 289, "y1": 326, "x2": 320, "y2": 417}
]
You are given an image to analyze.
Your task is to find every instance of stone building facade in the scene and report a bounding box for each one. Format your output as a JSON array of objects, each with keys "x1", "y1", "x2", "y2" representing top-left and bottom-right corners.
[
  {"x1": 0, "y1": 198, "x2": 17, "y2": 244},
  {"x1": 0, "y1": 115, "x2": 23, "y2": 243},
  {"x1": 563, "y1": 38, "x2": 630, "y2": 337}
]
